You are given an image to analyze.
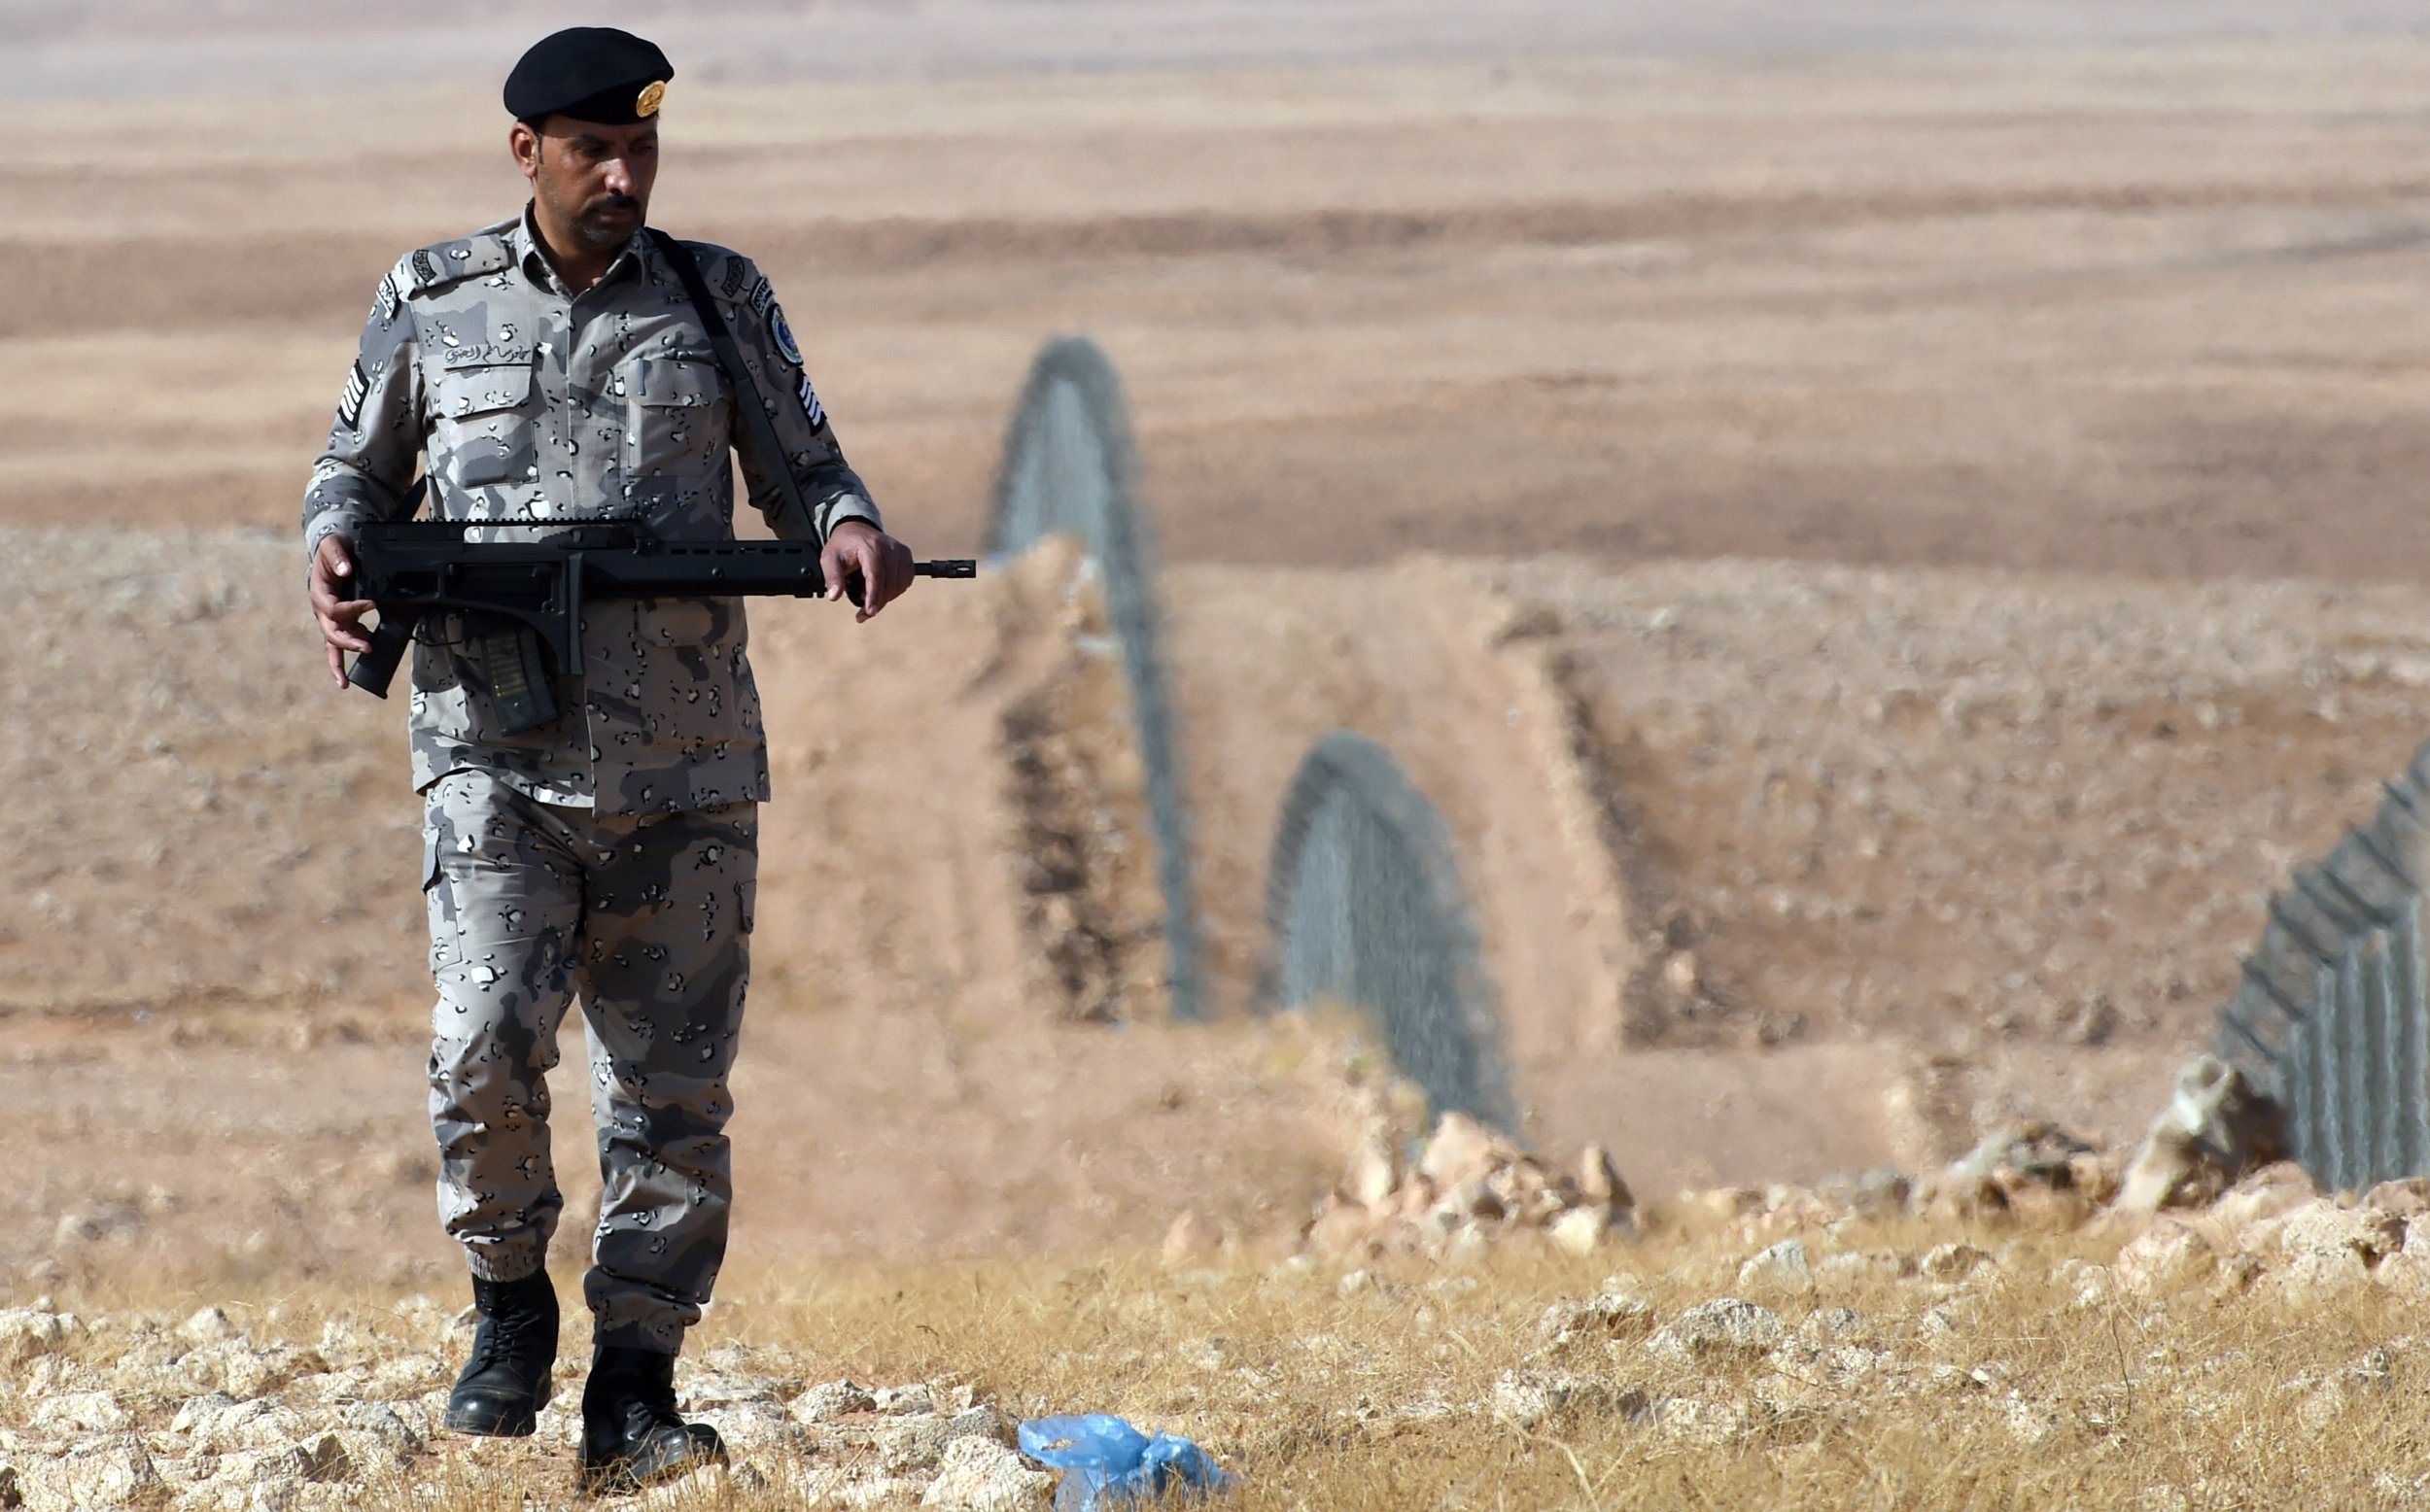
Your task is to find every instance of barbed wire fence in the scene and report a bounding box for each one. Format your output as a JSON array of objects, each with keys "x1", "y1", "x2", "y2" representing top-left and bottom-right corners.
[
  {"x1": 2214, "y1": 741, "x2": 2430, "y2": 1190},
  {"x1": 985, "y1": 336, "x2": 1208, "y2": 1021},
  {"x1": 1260, "y1": 731, "x2": 1517, "y2": 1131}
]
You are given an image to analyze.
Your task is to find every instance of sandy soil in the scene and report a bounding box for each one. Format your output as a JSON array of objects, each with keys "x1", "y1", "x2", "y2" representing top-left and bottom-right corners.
[
  {"x1": 7, "y1": 13, "x2": 2428, "y2": 1284},
  {"x1": 11, "y1": 35, "x2": 2430, "y2": 582},
  {"x1": 3, "y1": 523, "x2": 2414, "y2": 1283}
]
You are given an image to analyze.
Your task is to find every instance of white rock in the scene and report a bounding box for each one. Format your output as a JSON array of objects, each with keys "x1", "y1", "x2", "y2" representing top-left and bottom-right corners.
[
  {"x1": 1491, "y1": 1369, "x2": 1573, "y2": 1428},
  {"x1": 1651, "y1": 1396, "x2": 1753, "y2": 1446},
  {"x1": 2277, "y1": 1201, "x2": 2404, "y2": 1293},
  {"x1": 363, "y1": 1356, "x2": 447, "y2": 1400},
  {"x1": 2378, "y1": 1221, "x2": 2430, "y2": 1295},
  {"x1": 2116, "y1": 1220, "x2": 2212, "y2": 1296},
  {"x1": 1346, "y1": 1134, "x2": 1398, "y2": 1208},
  {"x1": 1796, "y1": 1308, "x2": 1875, "y2": 1347},
  {"x1": 1547, "y1": 1207, "x2": 1611, "y2": 1256},
  {"x1": 21, "y1": 1355, "x2": 103, "y2": 1400},
  {"x1": 2053, "y1": 1257, "x2": 2115, "y2": 1308},
  {"x1": 874, "y1": 1383, "x2": 935, "y2": 1417},
  {"x1": 2116, "y1": 1055, "x2": 2279, "y2": 1214},
  {"x1": 1489, "y1": 1369, "x2": 1640, "y2": 1429},
  {"x1": 180, "y1": 1307, "x2": 241, "y2": 1346},
  {"x1": 224, "y1": 1347, "x2": 317, "y2": 1400},
  {"x1": 190, "y1": 1402, "x2": 309, "y2": 1456},
  {"x1": 696, "y1": 1400, "x2": 807, "y2": 1458},
  {"x1": 920, "y1": 1436, "x2": 1055, "y2": 1511},
  {"x1": 173, "y1": 1392, "x2": 242, "y2": 1437},
  {"x1": 1738, "y1": 1240, "x2": 1813, "y2": 1291},
  {"x1": 1648, "y1": 1299, "x2": 1785, "y2": 1359},
  {"x1": 20, "y1": 1434, "x2": 158, "y2": 1510},
  {"x1": 0, "y1": 1310, "x2": 80, "y2": 1364},
  {"x1": 330, "y1": 1426, "x2": 410, "y2": 1482},
  {"x1": 792, "y1": 1380, "x2": 877, "y2": 1425},
  {"x1": 1443, "y1": 1223, "x2": 1492, "y2": 1266},
  {"x1": 944, "y1": 1405, "x2": 1013, "y2": 1448},
  {"x1": 1533, "y1": 1290, "x2": 1656, "y2": 1357},
  {"x1": 2002, "y1": 1392, "x2": 2060, "y2": 1446},
  {"x1": 337, "y1": 1401, "x2": 421, "y2": 1453},
  {"x1": 32, "y1": 1391, "x2": 130, "y2": 1435},
  {"x1": 1417, "y1": 1113, "x2": 1508, "y2": 1187},
  {"x1": 806, "y1": 1469, "x2": 932, "y2": 1510},
  {"x1": 680, "y1": 1370, "x2": 779, "y2": 1408},
  {"x1": 313, "y1": 1321, "x2": 381, "y2": 1372}
]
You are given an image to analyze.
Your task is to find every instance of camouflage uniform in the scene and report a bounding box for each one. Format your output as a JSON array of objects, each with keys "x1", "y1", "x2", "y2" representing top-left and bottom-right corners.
[{"x1": 304, "y1": 207, "x2": 876, "y2": 1351}]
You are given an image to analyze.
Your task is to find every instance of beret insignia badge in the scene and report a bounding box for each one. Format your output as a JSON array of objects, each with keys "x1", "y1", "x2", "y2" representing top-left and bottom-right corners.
[{"x1": 636, "y1": 80, "x2": 667, "y2": 117}]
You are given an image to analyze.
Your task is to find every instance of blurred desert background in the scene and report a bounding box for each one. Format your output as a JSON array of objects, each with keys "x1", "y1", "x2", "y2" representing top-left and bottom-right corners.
[{"x1": 11, "y1": 2, "x2": 2430, "y2": 1505}]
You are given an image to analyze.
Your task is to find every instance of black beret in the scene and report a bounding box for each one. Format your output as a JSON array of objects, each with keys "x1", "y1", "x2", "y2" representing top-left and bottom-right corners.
[{"x1": 504, "y1": 27, "x2": 672, "y2": 125}]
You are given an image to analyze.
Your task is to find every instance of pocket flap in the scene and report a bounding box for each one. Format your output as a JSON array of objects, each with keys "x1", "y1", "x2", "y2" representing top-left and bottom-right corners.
[
  {"x1": 435, "y1": 361, "x2": 534, "y2": 419},
  {"x1": 634, "y1": 355, "x2": 719, "y2": 408}
]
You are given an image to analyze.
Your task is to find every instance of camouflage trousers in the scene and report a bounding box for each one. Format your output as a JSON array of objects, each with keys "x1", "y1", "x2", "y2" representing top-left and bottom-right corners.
[{"x1": 422, "y1": 769, "x2": 757, "y2": 1354}]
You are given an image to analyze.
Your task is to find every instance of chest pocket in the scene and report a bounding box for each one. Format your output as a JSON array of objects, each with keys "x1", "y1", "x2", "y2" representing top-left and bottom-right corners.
[
  {"x1": 432, "y1": 360, "x2": 538, "y2": 490},
  {"x1": 626, "y1": 354, "x2": 725, "y2": 478}
]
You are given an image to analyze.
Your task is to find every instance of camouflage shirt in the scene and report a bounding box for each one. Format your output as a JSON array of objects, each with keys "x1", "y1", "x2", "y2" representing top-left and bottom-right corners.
[{"x1": 303, "y1": 207, "x2": 880, "y2": 815}]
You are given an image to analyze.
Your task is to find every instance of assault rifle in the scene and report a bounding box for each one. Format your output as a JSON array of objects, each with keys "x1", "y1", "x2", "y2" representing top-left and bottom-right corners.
[{"x1": 345, "y1": 518, "x2": 976, "y2": 735}]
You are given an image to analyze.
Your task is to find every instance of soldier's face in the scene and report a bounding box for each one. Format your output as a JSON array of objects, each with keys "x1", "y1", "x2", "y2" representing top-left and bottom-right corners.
[{"x1": 512, "y1": 119, "x2": 660, "y2": 253}]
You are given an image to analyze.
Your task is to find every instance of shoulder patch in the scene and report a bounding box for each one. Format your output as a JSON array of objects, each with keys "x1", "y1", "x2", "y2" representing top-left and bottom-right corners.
[
  {"x1": 371, "y1": 256, "x2": 412, "y2": 324},
  {"x1": 768, "y1": 303, "x2": 804, "y2": 368},
  {"x1": 666, "y1": 241, "x2": 754, "y2": 305},
  {"x1": 406, "y1": 226, "x2": 514, "y2": 293}
]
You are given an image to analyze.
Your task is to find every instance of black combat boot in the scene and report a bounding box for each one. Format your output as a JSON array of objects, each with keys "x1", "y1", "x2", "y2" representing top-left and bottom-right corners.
[
  {"x1": 577, "y1": 1344, "x2": 725, "y2": 1494},
  {"x1": 442, "y1": 1271, "x2": 559, "y2": 1437}
]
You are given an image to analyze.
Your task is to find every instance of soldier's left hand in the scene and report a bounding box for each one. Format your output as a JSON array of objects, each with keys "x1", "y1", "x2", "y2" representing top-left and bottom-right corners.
[{"x1": 821, "y1": 520, "x2": 916, "y2": 622}]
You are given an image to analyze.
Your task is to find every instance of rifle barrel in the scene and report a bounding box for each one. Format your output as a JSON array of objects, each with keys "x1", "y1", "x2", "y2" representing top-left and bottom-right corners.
[{"x1": 582, "y1": 548, "x2": 975, "y2": 598}]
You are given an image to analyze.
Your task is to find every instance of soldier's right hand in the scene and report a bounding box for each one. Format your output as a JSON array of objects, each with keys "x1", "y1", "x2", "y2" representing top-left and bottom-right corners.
[{"x1": 309, "y1": 534, "x2": 375, "y2": 688}]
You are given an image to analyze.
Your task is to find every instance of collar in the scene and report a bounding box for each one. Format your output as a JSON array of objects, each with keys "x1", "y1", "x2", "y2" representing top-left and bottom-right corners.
[{"x1": 513, "y1": 202, "x2": 646, "y2": 297}]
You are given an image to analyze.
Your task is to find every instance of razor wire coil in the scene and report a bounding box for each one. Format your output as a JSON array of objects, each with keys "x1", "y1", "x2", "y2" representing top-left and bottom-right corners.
[
  {"x1": 986, "y1": 336, "x2": 1208, "y2": 1020},
  {"x1": 1262, "y1": 731, "x2": 1516, "y2": 1130}
]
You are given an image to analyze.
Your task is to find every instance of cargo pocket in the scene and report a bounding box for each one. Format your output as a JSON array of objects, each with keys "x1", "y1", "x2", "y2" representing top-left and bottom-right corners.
[
  {"x1": 433, "y1": 360, "x2": 538, "y2": 490},
  {"x1": 625, "y1": 354, "x2": 724, "y2": 478},
  {"x1": 423, "y1": 829, "x2": 465, "y2": 972}
]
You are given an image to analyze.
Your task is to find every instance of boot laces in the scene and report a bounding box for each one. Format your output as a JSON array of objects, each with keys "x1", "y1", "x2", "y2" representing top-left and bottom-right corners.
[
  {"x1": 470, "y1": 1297, "x2": 551, "y2": 1370},
  {"x1": 629, "y1": 1368, "x2": 681, "y2": 1429}
]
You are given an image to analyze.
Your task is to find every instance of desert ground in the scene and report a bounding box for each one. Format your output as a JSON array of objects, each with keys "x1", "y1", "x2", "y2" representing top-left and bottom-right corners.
[{"x1": 9, "y1": 1, "x2": 2430, "y2": 1506}]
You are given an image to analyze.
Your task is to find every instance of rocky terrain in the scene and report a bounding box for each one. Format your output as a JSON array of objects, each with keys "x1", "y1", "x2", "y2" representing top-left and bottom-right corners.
[{"x1": 10, "y1": 1111, "x2": 2430, "y2": 1511}]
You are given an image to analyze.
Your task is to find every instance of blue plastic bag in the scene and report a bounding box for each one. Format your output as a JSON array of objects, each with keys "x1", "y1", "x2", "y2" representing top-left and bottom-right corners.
[{"x1": 1017, "y1": 1414, "x2": 1236, "y2": 1510}]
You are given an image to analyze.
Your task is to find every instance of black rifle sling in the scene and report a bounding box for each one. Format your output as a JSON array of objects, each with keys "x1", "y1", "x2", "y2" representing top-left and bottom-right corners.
[{"x1": 647, "y1": 227, "x2": 824, "y2": 542}]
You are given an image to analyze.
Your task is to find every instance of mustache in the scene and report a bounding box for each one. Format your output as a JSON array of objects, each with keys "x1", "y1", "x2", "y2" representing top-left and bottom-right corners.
[{"x1": 582, "y1": 193, "x2": 642, "y2": 219}]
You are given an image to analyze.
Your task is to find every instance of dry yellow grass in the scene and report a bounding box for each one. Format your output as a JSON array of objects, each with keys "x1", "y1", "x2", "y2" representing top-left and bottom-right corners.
[{"x1": 23, "y1": 1212, "x2": 2430, "y2": 1511}]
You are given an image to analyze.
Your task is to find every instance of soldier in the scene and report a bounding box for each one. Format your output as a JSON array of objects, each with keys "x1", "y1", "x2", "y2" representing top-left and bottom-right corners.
[{"x1": 300, "y1": 26, "x2": 916, "y2": 1492}]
